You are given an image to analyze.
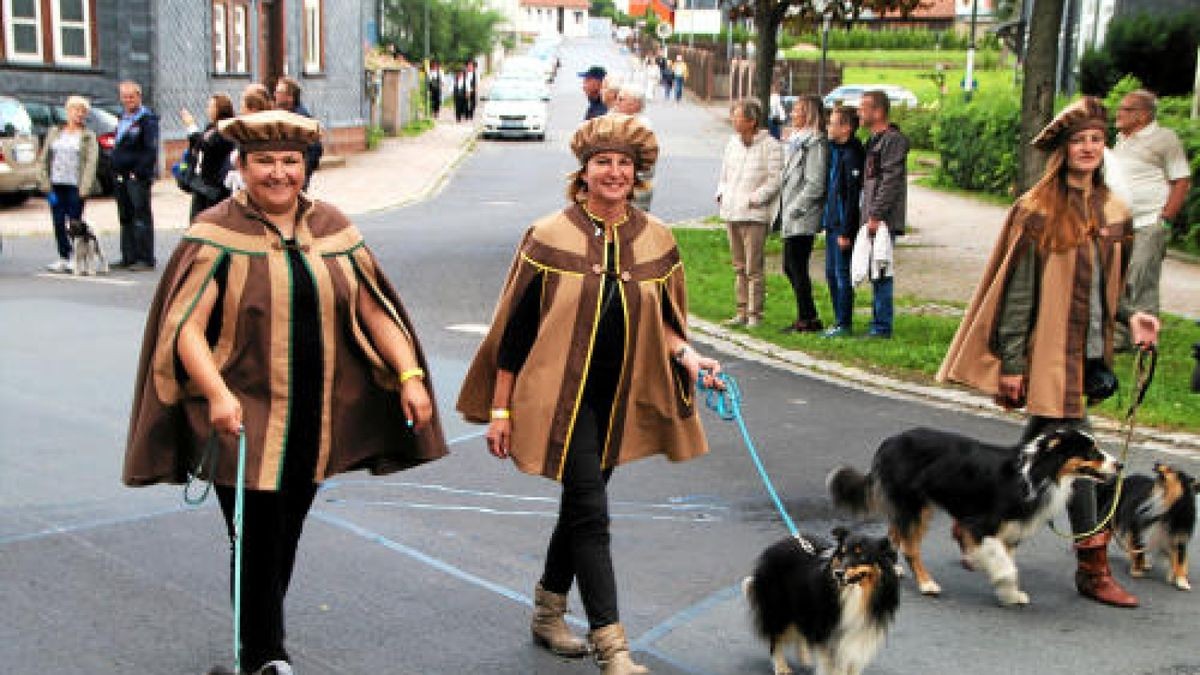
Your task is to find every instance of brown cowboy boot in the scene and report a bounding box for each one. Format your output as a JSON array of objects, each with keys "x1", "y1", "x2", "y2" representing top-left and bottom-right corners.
[
  {"x1": 590, "y1": 623, "x2": 649, "y2": 674},
  {"x1": 1074, "y1": 531, "x2": 1139, "y2": 608},
  {"x1": 531, "y1": 583, "x2": 590, "y2": 657}
]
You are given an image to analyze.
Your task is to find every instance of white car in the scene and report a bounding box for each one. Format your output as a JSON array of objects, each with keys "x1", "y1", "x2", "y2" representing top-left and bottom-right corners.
[
  {"x1": 480, "y1": 83, "x2": 549, "y2": 141},
  {"x1": 502, "y1": 55, "x2": 554, "y2": 83},
  {"x1": 822, "y1": 84, "x2": 919, "y2": 109}
]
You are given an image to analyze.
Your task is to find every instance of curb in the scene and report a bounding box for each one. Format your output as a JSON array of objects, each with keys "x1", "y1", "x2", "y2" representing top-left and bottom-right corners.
[
  {"x1": 357, "y1": 128, "x2": 480, "y2": 216},
  {"x1": 686, "y1": 317, "x2": 1200, "y2": 460}
]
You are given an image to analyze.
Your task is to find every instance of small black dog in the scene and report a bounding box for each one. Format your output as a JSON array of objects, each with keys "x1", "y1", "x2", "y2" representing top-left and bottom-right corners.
[
  {"x1": 67, "y1": 217, "x2": 108, "y2": 275},
  {"x1": 744, "y1": 528, "x2": 899, "y2": 675},
  {"x1": 1100, "y1": 462, "x2": 1198, "y2": 591}
]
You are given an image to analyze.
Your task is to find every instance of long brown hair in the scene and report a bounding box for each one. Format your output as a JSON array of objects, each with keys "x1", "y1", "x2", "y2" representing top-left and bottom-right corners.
[{"x1": 1023, "y1": 145, "x2": 1107, "y2": 252}]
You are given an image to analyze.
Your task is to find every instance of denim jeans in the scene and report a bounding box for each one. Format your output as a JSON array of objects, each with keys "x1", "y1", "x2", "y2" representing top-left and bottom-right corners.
[
  {"x1": 870, "y1": 275, "x2": 894, "y2": 336},
  {"x1": 49, "y1": 184, "x2": 84, "y2": 259},
  {"x1": 824, "y1": 236, "x2": 854, "y2": 329}
]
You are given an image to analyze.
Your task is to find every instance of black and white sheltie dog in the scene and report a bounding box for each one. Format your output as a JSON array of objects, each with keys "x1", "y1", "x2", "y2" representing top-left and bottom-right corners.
[
  {"x1": 828, "y1": 427, "x2": 1120, "y2": 606},
  {"x1": 67, "y1": 217, "x2": 108, "y2": 275},
  {"x1": 743, "y1": 527, "x2": 899, "y2": 675},
  {"x1": 1099, "y1": 462, "x2": 1197, "y2": 591}
]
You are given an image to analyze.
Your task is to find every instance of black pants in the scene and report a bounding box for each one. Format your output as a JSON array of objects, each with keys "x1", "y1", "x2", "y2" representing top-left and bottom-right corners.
[
  {"x1": 215, "y1": 482, "x2": 319, "y2": 672},
  {"x1": 782, "y1": 234, "x2": 818, "y2": 323},
  {"x1": 540, "y1": 401, "x2": 619, "y2": 630},
  {"x1": 114, "y1": 175, "x2": 155, "y2": 265},
  {"x1": 1020, "y1": 416, "x2": 1097, "y2": 533}
]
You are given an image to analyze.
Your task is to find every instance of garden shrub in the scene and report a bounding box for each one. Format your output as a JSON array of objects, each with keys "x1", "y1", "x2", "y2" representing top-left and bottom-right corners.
[
  {"x1": 889, "y1": 106, "x2": 937, "y2": 151},
  {"x1": 1078, "y1": 10, "x2": 1200, "y2": 97},
  {"x1": 933, "y1": 93, "x2": 1020, "y2": 196}
]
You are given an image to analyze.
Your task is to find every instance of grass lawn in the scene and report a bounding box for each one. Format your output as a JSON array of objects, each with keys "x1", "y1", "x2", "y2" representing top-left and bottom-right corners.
[
  {"x1": 674, "y1": 227, "x2": 1200, "y2": 432},
  {"x1": 841, "y1": 66, "x2": 1017, "y2": 105},
  {"x1": 784, "y1": 48, "x2": 1004, "y2": 68}
]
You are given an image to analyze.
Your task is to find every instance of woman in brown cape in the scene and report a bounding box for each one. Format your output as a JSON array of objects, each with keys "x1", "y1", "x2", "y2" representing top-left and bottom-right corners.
[
  {"x1": 123, "y1": 110, "x2": 447, "y2": 673},
  {"x1": 938, "y1": 97, "x2": 1160, "y2": 608},
  {"x1": 458, "y1": 114, "x2": 723, "y2": 674}
]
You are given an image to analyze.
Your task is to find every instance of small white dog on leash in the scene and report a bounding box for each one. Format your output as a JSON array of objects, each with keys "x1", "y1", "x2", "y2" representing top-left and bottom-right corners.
[{"x1": 67, "y1": 217, "x2": 108, "y2": 275}]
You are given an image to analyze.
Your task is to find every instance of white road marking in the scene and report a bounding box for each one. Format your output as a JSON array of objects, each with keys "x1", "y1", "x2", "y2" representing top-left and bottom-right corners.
[
  {"x1": 481, "y1": 200, "x2": 517, "y2": 206},
  {"x1": 35, "y1": 272, "x2": 136, "y2": 286},
  {"x1": 446, "y1": 323, "x2": 490, "y2": 335}
]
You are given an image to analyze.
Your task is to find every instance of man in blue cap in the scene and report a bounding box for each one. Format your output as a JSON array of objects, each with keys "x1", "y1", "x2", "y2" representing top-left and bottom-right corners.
[{"x1": 580, "y1": 66, "x2": 608, "y2": 120}]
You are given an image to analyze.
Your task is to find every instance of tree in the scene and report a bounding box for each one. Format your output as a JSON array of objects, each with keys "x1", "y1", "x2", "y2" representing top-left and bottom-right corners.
[
  {"x1": 381, "y1": 0, "x2": 502, "y2": 64},
  {"x1": 1017, "y1": 0, "x2": 1065, "y2": 193},
  {"x1": 728, "y1": 0, "x2": 922, "y2": 126}
]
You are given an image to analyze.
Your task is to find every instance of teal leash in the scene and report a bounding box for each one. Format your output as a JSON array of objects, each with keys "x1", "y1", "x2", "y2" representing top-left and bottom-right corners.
[
  {"x1": 182, "y1": 428, "x2": 246, "y2": 673},
  {"x1": 698, "y1": 372, "x2": 815, "y2": 554}
]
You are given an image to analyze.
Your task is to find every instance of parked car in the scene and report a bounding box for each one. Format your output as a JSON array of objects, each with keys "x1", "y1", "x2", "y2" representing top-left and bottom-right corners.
[
  {"x1": 479, "y1": 82, "x2": 549, "y2": 141},
  {"x1": 502, "y1": 55, "x2": 554, "y2": 83},
  {"x1": 0, "y1": 96, "x2": 41, "y2": 206},
  {"x1": 821, "y1": 84, "x2": 919, "y2": 110},
  {"x1": 20, "y1": 98, "x2": 118, "y2": 195}
]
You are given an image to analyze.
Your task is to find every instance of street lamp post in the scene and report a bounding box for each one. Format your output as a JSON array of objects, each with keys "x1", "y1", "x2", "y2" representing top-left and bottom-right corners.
[
  {"x1": 964, "y1": 0, "x2": 978, "y2": 101},
  {"x1": 818, "y1": 12, "x2": 832, "y2": 96}
]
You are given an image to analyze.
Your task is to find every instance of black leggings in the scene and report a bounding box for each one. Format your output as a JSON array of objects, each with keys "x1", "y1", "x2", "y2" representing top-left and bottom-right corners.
[
  {"x1": 1020, "y1": 416, "x2": 1097, "y2": 533},
  {"x1": 540, "y1": 401, "x2": 619, "y2": 630},
  {"x1": 215, "y1": 482, "x2": 319, "y2": 672},
  {"x1": 782, "y1": 234, "x2": 818, "y2": 322}
]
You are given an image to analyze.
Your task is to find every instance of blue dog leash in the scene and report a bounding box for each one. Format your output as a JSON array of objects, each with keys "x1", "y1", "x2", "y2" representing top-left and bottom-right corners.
[{"x1": 698, "y1": 372, "x2": 815, "y2": 554}]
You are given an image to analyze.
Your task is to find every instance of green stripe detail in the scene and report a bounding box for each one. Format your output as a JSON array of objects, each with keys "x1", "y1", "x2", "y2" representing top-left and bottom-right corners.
[{"x1": 182, "y1": 237, "x2": 268, "y2": 257}]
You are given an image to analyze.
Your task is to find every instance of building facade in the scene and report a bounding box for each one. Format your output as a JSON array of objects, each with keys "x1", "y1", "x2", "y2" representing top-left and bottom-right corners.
[
  {"x1": 518, "y1": 0, "x2": 589, "y2": 37},
  {"x1": 1, "y1": 0, "x2": 367, "y2": 168}
]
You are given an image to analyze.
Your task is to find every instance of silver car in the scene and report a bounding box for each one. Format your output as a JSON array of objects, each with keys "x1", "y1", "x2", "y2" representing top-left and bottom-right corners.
[
  {"x1": 0, "y1": 95, "x2": 41, "y2": 206},
  {"x1": 480, "y1": 83, "x2": 549, "y2": 141}
]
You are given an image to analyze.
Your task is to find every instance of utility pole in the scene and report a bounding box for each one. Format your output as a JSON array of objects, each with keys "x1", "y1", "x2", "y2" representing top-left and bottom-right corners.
[
  {"x1": 818, "y1": 12, "x2": 832, "y2": 96},
  {"x1": 424, "y1": 0, "x2": 430, "y2": 60},
  {"x1": 964, "y1": 0, "x2": 978, "y2": 101}
]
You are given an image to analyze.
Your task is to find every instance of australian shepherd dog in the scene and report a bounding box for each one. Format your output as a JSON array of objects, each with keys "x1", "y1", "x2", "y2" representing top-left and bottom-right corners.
[
  {"x1": 828, "y1": 427, "x2": 1120, "y2": 606},
  {"x1": 1099, "y1": 462, "x2": 1197, "y2": 591},
  {"x1": 743, "y1": 528, "x2": 899, "y2": 675}
]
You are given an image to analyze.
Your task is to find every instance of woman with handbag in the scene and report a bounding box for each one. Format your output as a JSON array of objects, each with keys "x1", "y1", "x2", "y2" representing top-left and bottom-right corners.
[
  {"x1": 458, "y1": 114, "x2": 724, "y2": 674},
  {"x1": 938, "y1": 97, "x2": 1161, "y2": 608},
  {"x1": 180, "y1": 93, "x2": 237, "y2": 220},
  {"x1": 36, "y1": 95, "x2": 99, "y2": 273}
]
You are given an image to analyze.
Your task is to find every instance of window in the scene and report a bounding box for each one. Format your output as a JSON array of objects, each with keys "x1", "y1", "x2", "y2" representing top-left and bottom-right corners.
[
  {"x1": 51, "y1": 0, "x2": 89, "y2": 64},
  {"x1": 303, "y1": 0, "x2": 322, "y2": 74},
  {"x1": 230, "y1": 4, "x2": 246, "y2": 73},
  {"x1": 4, "y1": 0, "x2": 44, "y2": 62},
  {"x1": 212, "y1": 2, "x2": 226, "y2": 73}
]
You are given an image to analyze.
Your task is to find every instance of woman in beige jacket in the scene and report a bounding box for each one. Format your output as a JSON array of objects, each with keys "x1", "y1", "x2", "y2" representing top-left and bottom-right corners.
[
  {"x1": 36, "y1": 95, "x2": 99, "y2": 272},
  {"x1": 716, "y1": 98, "x2": 784, "y2": 327}
]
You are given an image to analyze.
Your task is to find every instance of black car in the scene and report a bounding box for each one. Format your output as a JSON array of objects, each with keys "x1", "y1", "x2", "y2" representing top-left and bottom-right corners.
[{"x1": 20, "y1": 99, "x2": 119, "y2": 195}]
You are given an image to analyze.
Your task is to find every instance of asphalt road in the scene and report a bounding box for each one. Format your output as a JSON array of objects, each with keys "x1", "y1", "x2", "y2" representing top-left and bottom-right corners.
[{"x1": 2, "y1": 38, "x2": 1199, "y2": 675}]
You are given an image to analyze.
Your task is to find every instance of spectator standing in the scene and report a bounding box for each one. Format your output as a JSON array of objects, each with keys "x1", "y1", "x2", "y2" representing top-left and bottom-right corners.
[
  {"x1": 222, "y1": 84, "x2": 274, "y2": 195},
  {"x1": 614, "y1": 86, "x2": 654, "y2": 212},
  {"x1": 111, "y1": 81, "x2": 160, "y2": 271},
  {"x1": 1112, "y1": 89, "x2": 1192, "y2": 350},
  {"x1": 36, "y1": 95, "x2": 100, "y2": 273},
  {"x1": 452, "y1": 66, "x2": 469, "y2": 123},
  {"x1": 601, "y1": 75, "x2": 622, "y2": 112},
  {"x1": 580, "y1": 65, "x2": 608, "y2": 120},
  {"x1": 466, "y1": 60, "x2": 479, "y2": 120},
  {"x1": 821, "y1": 106, "x2": 865, "y2": 338},
  {"x1": 274, "y1": 76, "x2": 324, "y2": 189},
  {"x1": 858, "y1": 90, "x2": 909, "y2": 338},
  {"x1": 778, "y1": 96, "x2": 829, "y2": 333},
  {"x1": 671, "y1": 55, "x2": 688, "y2": 102},
  {"x1": 179, "y1": 93, "x2": 236, "y2": 220},
  {"x1": 716, "y1": 98, "x2": 784, "y2": 328},
  {"x1": 767, "y1": 82, "x2": 786, "y2": 140},
  {"x1": 658, "y1": 56, "x2": 674, "y2": 100},
  {"x1": 939, "y1": 97, "x2": 1161, "y2": 608},
  {"x1": 427, "y1": 59, "x2": 444, "y2": 119},
  {"x1": 642, "y1": 54, "x2": 658, "y2": 102}
]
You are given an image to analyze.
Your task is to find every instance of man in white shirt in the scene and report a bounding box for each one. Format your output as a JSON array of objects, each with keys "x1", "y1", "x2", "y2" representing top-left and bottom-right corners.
[
  {"x1": 614, "y1": 86, "x2": 654, "y2": 212},
  {"x1": 1113, "y1": 89, "x2": 1192, "y2": 348}
]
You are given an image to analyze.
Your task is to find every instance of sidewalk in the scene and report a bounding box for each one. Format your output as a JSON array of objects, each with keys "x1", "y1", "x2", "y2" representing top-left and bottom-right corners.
[{"x1": 0, "y1": 120, "x2": 478, "y2": 238}]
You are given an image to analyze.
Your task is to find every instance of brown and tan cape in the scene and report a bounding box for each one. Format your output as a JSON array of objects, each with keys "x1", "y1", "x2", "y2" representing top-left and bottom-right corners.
[
  {"x1": 124, "y1": 192, "x2": 447, "y2": 491},
  {"x1": 457, "y1": 204, "x2": 708, "y2": 481},
  {"x1": 937, "y1": 187, "x2": 1134, "y2": 419}
]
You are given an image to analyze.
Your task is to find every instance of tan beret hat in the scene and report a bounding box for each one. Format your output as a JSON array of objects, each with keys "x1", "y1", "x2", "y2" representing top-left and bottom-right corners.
[
  {"x1": 218, "y1": 110, "x2": 321, "y2": 152},
  {"x1": 570, "y1": 113, "x2": 659, "y2": 171},
  {"x1": 1032, "y1": 96, "x2": 1108, "y2": 151}
]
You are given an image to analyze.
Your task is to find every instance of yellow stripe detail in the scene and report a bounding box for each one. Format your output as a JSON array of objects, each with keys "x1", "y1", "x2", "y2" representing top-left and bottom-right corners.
[
  {"x1": 600, "y1": 243, "x2": 632, "y2": 471},
  {"x1": 555, "y1": 245, "x2": 607, "y2": 481},
  {"x1": 521, "y1": 252, "x2": 584, "y2": 278}
]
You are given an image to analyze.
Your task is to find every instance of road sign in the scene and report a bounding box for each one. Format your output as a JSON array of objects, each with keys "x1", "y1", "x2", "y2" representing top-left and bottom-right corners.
[{"x1": 656, "y1": 22, "x2": 673, "y2": 40}]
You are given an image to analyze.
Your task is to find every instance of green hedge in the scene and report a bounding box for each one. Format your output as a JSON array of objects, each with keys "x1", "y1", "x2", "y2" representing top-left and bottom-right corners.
[
  {"x1": 791, "y1": 26, "x2": 999, "y2": 51},
  {"x1": 932, "y1": 93, "x2": 1020, "y2": 196},
  {"x1": 1079, "y1": 10, "x2": 1200, "y2": 97},
  {"x1": 889, "y1": 106, "x2": 938, "y2": 151}
]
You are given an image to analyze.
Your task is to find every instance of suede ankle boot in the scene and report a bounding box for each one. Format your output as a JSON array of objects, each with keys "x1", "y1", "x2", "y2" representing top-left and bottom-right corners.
[
  {"x1": 589, "y1": 623, "x2": 648, "y2": 674},
  {"x1": 1074, "y1": 531, "x2": 1138, "y2": 608},
  {"x1": 531, "y1": 583, "x2": 590, "y2": 657}
]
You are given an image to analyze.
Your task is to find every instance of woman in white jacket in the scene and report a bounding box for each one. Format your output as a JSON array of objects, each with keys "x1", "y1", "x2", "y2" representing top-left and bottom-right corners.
[{"x1": 716, "y1": 98, "x2": 784, "y2": 327}]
